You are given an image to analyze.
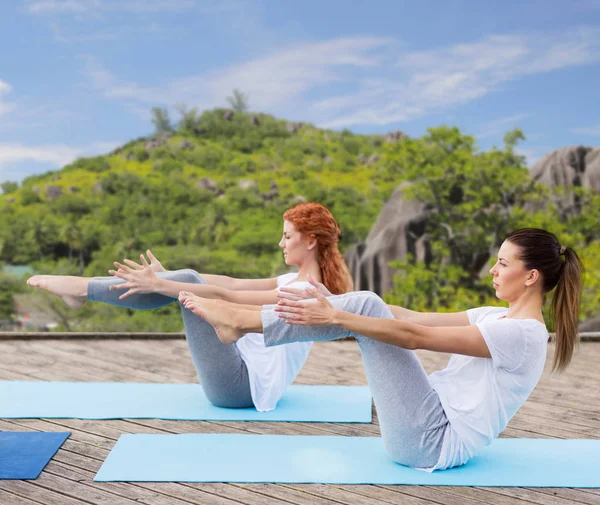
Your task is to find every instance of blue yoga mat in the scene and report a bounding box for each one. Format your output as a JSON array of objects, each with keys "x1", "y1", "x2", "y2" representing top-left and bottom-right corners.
[
  {"x1": 0, "y1": 432, "x2": 70, "y2": 480},
  {"x1": 0, "y1": 381, "x2": 371, "y2": 422},
  {"x1": 95, "y1": 434, "x2": 600, "y2": 486}
]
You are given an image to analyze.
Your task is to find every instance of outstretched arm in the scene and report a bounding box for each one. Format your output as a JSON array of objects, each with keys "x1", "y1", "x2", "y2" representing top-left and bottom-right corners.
[
  {"x1": 276, "y1": 292, "x2": 490, "y2": 358},
  {"x1": 108, "y1": 258, "x2": 280, "y2": 305},
  {"x1": 119, "y1": 251, "x2": 278, "y2": 292},
  {"x1": 387, "y1": 305, "x2": 470, "y2": 327}
]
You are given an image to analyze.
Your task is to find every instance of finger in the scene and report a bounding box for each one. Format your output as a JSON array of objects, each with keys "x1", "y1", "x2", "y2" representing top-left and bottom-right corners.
[
  {"x1": 279, "y1": 286, "x2": 304, "y2": 296},
  {"x1": 109, "y1": 283, "x2": 129, "y2": 291},
  {"x1": 274, "y1": 305, "x2": 304, "y2": 314},
  {"x1": 276, "y1": 298, "x2": 303, "y2": 308},
  {"x1": 119, "y1": 288, "x2": 136, "y2": 300},
  {"x1": 276, "y1": 292, "x2": 302, "y2": 301},
  {"x1": 307, "y1": 274, "x2": 323, "y2": 288},
  {"x1": 311, "y1": 289, "x2": 327, "y2": 302},
  {"x1": 113, "y1": 261, "x2": 133, "y2": 272},
  {"x1": 147, "y1": 249, "x2": 155, "y2": 260},
  {"x1": 123, "y1": 258, "x2": 142, "y2": 270},
  {"x1": 140, "y1": 254, "x2": 150, "y2": 267}
]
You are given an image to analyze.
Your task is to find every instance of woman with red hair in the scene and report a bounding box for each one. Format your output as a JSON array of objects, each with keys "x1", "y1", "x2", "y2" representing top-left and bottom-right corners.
[{"x1": 27, "y1": 202, "x2": 352, "y2": 412}]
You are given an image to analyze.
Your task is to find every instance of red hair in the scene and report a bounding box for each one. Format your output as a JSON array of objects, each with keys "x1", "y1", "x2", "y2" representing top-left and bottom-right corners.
[{"x1": 283, "y1": 202, "x2": 353, "y2": 294}]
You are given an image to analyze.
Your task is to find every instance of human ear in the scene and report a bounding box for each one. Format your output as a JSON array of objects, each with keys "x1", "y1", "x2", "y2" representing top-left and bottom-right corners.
[{"x1": 525, "y1": 269, "x2": 540, "y2": 287}]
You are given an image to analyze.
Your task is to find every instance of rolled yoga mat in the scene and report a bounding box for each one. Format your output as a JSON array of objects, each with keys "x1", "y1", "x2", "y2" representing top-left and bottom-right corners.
[
  {"x1": 0, "y1": 381, "x2": 372, "y2": 422},
  {"x1": 95, "y1": 434, "x2": 600, "y2": 487},
  {"x1": 0, "y1": 432, "x2": 70, "y2": 480}
]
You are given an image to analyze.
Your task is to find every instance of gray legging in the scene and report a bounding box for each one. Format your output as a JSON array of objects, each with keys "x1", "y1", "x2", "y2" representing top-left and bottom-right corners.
[
  {"x1": 88, "y1": 269, "x2": 253, "y2": 408},
  {"x1": 262, "y1": 291, "x2": 448, "y2": 468}
]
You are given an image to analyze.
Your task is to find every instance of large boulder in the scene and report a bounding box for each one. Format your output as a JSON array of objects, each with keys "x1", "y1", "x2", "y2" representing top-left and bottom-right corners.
[
  {"x1": 345, "y1": 183, "x2": 430, "y2": 294},
  {"x1": 530, "y1": 146, "x2": 600, "y2": 193}
]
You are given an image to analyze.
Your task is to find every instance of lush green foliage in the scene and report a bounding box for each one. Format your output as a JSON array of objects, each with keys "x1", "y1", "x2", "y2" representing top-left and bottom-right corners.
[
  {"x1": 1, "y1": 110, "x2": 598, "y2": 331},
  {"x1": 383, "y1": 128, "x2": 600, "y2": 326},
  {"x1": 0, "y1": 109, "x2": 394, "y2": 331}
]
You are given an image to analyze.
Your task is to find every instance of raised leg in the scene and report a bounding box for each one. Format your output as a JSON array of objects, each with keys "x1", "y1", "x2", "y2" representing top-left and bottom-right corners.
[{"x1": 261, "y1": 291, "x2": 448, "y2": 468}]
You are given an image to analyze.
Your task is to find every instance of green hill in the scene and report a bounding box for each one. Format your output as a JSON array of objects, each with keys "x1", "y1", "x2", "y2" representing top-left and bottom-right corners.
[
  {"x1": 0, "y1": 109, "x2": 404, "y2": 331},
  {"x1": 0, "y1": 109, "x2": 400, "y2": 279}
]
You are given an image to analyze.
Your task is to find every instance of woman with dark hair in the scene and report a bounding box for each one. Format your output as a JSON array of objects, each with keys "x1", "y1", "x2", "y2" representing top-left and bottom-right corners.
[
  {"x1": 180, "y1": 228, "x2": 582, "y2": 470},
  {"x1": 27, "y1": 202, "x2": 353, "y2": 412}
]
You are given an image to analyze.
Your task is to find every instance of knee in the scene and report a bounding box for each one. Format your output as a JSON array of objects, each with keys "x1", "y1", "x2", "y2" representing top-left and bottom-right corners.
[
  {"x1": 356, "y1": 292, "x2": 388, "y2": 316},
  {"x1": 167, "y1": 269, "x2": 204, "y2": 285}
]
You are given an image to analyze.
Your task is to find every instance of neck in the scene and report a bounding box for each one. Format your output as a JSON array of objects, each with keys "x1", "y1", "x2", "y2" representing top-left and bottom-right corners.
[
  {"x1": 505, "y1": 289, "x2": 544, "y2": 322},
  {"x1": 296, "y1": 257, "x2": 322, "y2": 283}
]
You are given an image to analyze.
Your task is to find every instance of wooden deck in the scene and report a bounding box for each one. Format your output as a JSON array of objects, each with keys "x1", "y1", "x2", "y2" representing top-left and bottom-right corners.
[{"x1": 1, "y1": 337, "x2": 599, "y2": 505}]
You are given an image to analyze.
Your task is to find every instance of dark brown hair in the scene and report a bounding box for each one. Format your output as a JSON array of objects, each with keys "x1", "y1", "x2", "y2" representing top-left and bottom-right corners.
[
  {"x1": 283, "y1": 202, "x2": 353, "y2": 294},
  {"x1": 506, "y1": 228, "x2": 583, "y2": 372}
]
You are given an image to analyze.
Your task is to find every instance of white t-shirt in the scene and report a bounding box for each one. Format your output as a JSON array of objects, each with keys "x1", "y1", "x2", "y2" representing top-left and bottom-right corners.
[
  {"x1": 234, "y1": 272, "x2": 313, "y2": 412},
  {"x1": 426, "y1": 306, "x2": 549, "y2": 471}
]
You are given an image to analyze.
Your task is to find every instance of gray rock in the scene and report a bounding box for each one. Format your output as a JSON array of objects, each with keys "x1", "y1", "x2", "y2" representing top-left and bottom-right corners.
[
  {"x1": 45, "y1": 185, "x2": 63, "y2": 200},
  {"x1": 530, "y1": 145, "x2": 600, "y2": 192},
  {"x1": 358, "y1": 154, "x2": 368, "y2": 164},
  {"x1": 385, "y1": 130, "x2": 408, "y2": 143},
  {"x1": 367, "y1": 154, "x2": 380, "y2": 165},
  {"x1": 345, "y1": 183, "x2": 430, "y2": 294},
  {"x1": 238, "y1": 180, "x2": 257, "y2": 190},
  {"x1": 196, "y1": 177, "x2": 218, "y2": 192},
  {"x1": 286, "y1": 122, "x2": 303, "y2": 134},
  {"x1": 179, "y1": 140, "x2": 194, "y2": 150},
  {"x1": 223, "y1": 110, "x2": 234, "y2": 121},
  {"x1": 92, "y1": 182, "x2": 103, "y2": 193}
]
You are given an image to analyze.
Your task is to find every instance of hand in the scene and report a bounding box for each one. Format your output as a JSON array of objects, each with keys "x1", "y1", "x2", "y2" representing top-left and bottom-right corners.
[
  {"x1": 277, "y1": 274, "x2": 332, "y2": 302},
  {"x1": 107, "y1": 254, "x2": 159, "y2": 299},
  {"x1": 117, "y1": 250, "x2": 166, "y2": 273},
  {"x1": 274, "y1": 289, "x2": 337, "y2": 326}
]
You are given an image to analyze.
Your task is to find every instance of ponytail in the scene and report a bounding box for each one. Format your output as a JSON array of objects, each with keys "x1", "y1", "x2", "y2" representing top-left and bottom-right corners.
[{"x1": 550, "y1": 246, "x2": 583, "y2": 372}]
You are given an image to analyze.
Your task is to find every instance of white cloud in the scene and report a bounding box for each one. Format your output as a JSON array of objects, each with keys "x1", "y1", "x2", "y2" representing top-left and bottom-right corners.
[
  {"x1": 0, "y1": 143, "x2": 82, "y2": 167},
  {"x1": 319, "y1": 28, "x2": 600, "y2": 128},
  {"x1": 570, "y1": 125, "x2": 600, "y2": 136},
  {"x1": 0, "y1": 141, "x2": 120, "y2": 179},
  {"x1": 476, "y1": 113, "x2": 532, "y2": 140},
  {"x1": 82, "y1": 27, "x2": 600, "y2": 129},
  {"x1": 84, "y1": 36, "x2": 393, "y2": 111},
  {"x1": 516, "y1": 146, "x2": 549, "y2": 167},
  {"x1": 0, "y1": 80, "x2": 15, "y2": 116}
]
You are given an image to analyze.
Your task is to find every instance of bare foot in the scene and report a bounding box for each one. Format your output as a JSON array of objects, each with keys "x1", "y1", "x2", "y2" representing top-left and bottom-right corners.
[
  {"x1": 178, "y1": 292, "x2": 247, "y2": 344},
  {"x1": 27, "y1": 275, "x2": 87, "y2": 309}
]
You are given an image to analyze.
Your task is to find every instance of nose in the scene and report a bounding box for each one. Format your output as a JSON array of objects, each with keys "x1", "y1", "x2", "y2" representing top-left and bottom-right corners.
[{"x1": 279, "y1": 238, "x2": 284, "y2": 248}]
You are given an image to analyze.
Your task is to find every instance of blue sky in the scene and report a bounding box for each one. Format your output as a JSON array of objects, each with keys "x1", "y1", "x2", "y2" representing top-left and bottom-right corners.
[{"x1": 1, "y1": 0, "x2": 600, "y2": 183}]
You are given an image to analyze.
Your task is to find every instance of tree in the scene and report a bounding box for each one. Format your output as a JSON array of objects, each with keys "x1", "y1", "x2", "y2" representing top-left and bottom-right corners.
[
  {"x1": 383, "y1": 127, "x2": 538, "y2": 311},
  {"x1": 226, "y1": 89, "x2": 249, "y2": 113},
  {"x1": 151, "y1": 107, "x2": 173, "y2": 135},
  {"x1": 1, "y1": 181, "x2": 18, "y2": 194}
]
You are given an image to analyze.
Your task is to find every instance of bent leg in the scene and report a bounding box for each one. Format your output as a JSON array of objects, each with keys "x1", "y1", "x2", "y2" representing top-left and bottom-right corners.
[
  {"x1": 91, "y1": 269, "x2": 253, "y2": 408},
  {"x1": 262, "y1": 292, "x2": 447, "y2": 468}
]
